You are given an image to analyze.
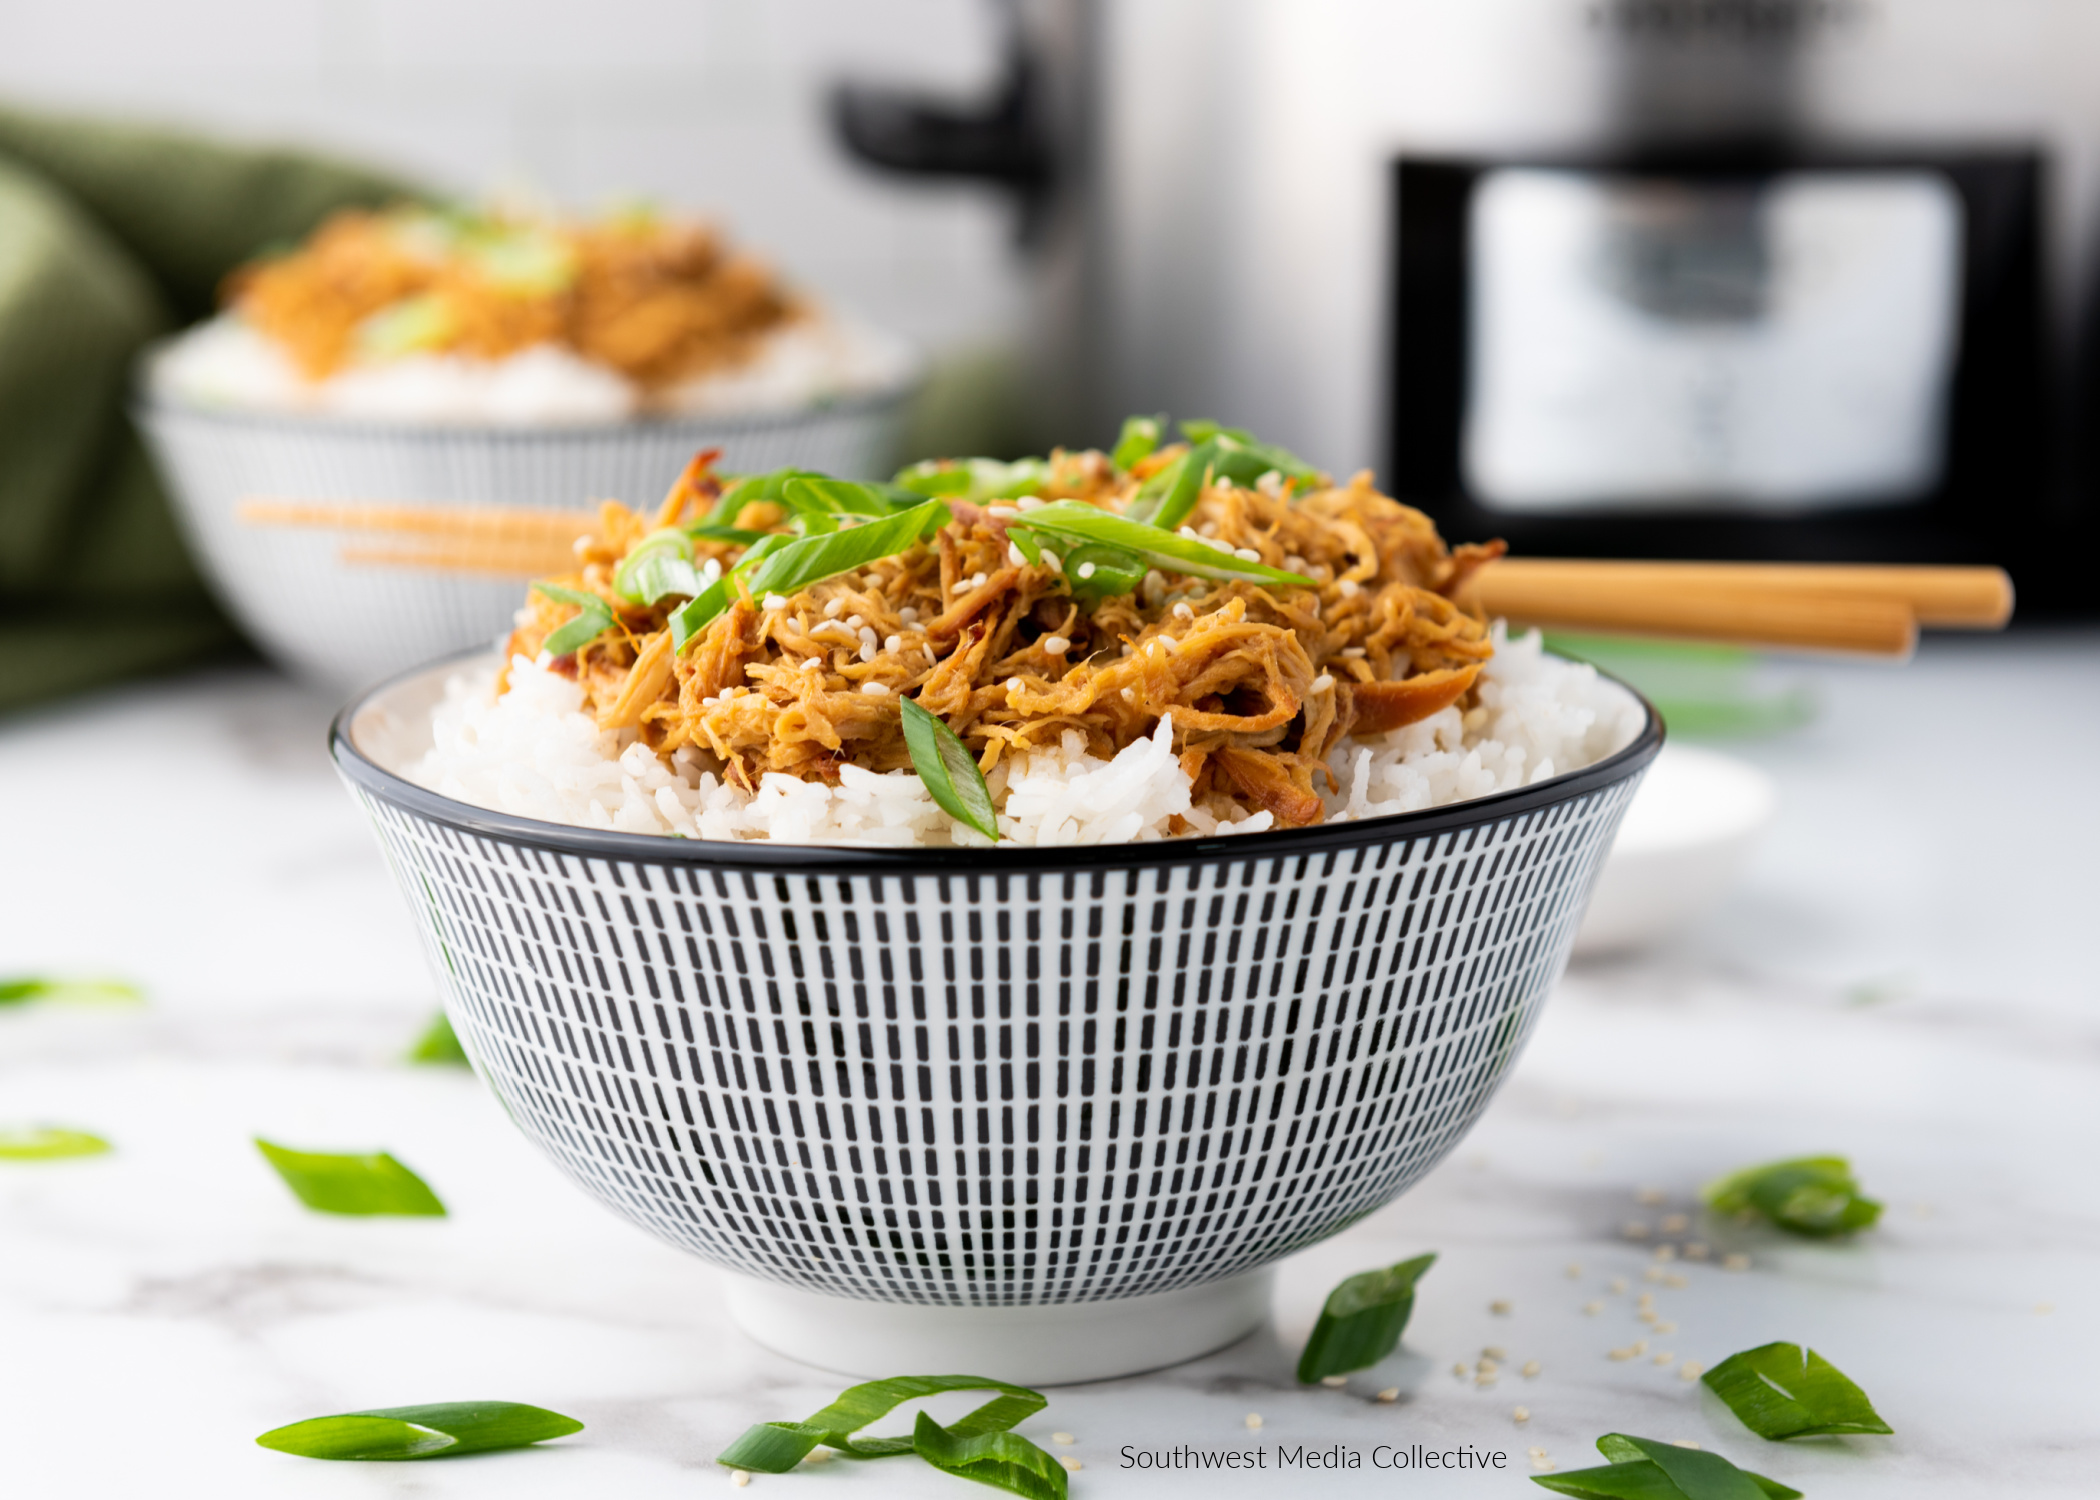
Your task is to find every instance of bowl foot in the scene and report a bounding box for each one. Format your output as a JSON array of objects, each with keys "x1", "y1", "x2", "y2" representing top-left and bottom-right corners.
[{"x1": 722, "y1": 1268, "x2": 1275, "y2": 1386}]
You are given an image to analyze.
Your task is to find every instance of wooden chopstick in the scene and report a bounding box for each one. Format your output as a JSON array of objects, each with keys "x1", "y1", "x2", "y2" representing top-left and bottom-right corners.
[{"x1": 1475, "y1": 559, "x2": 2013, "y2": 630}]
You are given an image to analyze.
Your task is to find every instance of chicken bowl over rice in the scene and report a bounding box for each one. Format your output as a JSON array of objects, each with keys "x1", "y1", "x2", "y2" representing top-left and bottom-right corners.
[{"x1": 400, "y1": 419, "x2": 1648, "y2": 848}]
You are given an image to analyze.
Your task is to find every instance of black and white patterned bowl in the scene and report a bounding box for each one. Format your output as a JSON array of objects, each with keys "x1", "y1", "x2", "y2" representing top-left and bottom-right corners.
[
  {"x1": 333, "y1": 653, "x2": 1661, "y2": 1379},
  {"x1": 138, "y1": 382, "x2": 917, "y2": 697}
]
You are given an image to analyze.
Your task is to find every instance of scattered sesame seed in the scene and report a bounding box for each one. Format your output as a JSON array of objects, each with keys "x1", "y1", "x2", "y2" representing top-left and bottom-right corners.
[
  {"x1": 1016, "y1": 496, "x2": 1047, "y2": 511},
  {"x1": 1483, "y1": 1346, "x2": 1507, "y2": 1360},
  {"x1": 1654, "y1": 1244, "x2": 1677, "y2": 1262},
  {"x1": 1338, "y1": 578, "x2": 1362, "y2": 597},
  {"x1": 1009, "y1": 542, "x2": 1029, "y2": 567},
  {"x1": 1198, "y1": 522, "x2": 1219, "y2": 538},
  {"x1": 1179, "y1": 527, "x2": 1202, "y2": 541},
  {"x1": 987, "y1": 504, "x2": 1020, "y2": 519},
  {"x1": 1321, "y1": 1375, "x2": 1348, "y2": 1388},
  {"x1": 1375, "y1": 1388, "x2": 1399, "y2": 1403},
  {"x1": 1478, "y1": 1358, "x2": 1500, "y2": 1375},
  {"x1": 1653, "y1": 1352, "x2": 1676, "y2": 1365},
  {"x1": 1120, "y1": 687, "x2": 1135, "y2": 702},
  {"x1": 1312, "y1": 673, "x2": 1335, "y2": 692},
  {"x1": 1006, "y1": 677, "x2": 1023, "y2": 693},
  {"x1": 1609, "y1": 1278, "x2": 1629, "y2": 1295},
  {"x1": 802, "y1": 1449, "x2": 830, "y2": 1462},
  {"x1": 1532, "y1": 1458, "x2": 1556, "y2": 1472},
  {"x1": 860, "y1": 682, "x2": 889, "y2": 695},
  {"x1": 1077, "y1": 561, "x2": 1097, "y2": 579},
  {"x1": 859, "y1": 642, "x2": 876, "y2": 662},
  {"x1": 1636, "y1": 1187, "x2": 1666, "y2": 1206},
  {"x1": 1679, "y1": 1362, "x2": 1705, "y2": 1382},
  {"x1": 1043, "y1": 635, "x2": 1071, "y2": 655},
  {"x1": 1157, "y1": 633, "x2": 1180, "y2": 650},
  {"x1": 1453, "y1": 1363, "x2": 1468, "y2": 1378},
  {"x1": 1244, "y1": 1413, "x2": 1262, "y2": 1430},
  {"x1": 1722, "y1": 1254, "x2": 1751, "y2": 1272},
  {"x1": 1583, "y1": 1301, "x2": 1604, "y2": 1316},
  {"x1": 1060, "y1": 1457, "x2": 1083, "y2": 1472},
  {"x1": 1174, "y1": 600, "x2": 1196, "y2": 619},
  {"x1": 764, "y1": 593, "x2": 789, "y2": 611},
  {"x1": 1233, "y1": 547, "x2": 1262, "y2": 562},
  {"x1": 899, "y1": 606, "x2": 918, "y2": 623},
  {"x1": 1529, "y1": 1447, "x2": 1547, "y2": 1458},
  {"x1": 885, "y1": 634, "x2": 902, "y2": 652},
  {"x1": 824, "y1": 599, "x2": 844, "y2": 618},
  {"x1": 730, "y1": 1471, "x2": 750, "y2": 1488},
  {"x1": 1513, "y1": 1407, "x2": 1530, "y2": 1423},
  {"x1": 803, "y1": 657, "x2": 822, "y2": 670},
  {"x1": 1490, "y1": 1299, "x2": 1512, "y2": 1316},
  {"x1": 1643, "y1": 1267, "x2": 1669, "y2": 1285},
  {"x1": 1654, "y1": 1321, "x2": 1677, "y2": 1335},
  {"x1": 1565, "y1": 1263, "x2": 1582, "y2": 1279},
  {"x1": 1340, "y1": 646, "x2": 1366, "y2": 658},
  {"x1": 1684, "y1": 1242, "x2": 1710, "y2": 1260},
  {"x1": 1660, "y1": 1214, "x2": 1689, "y2": 1234},
  {"x1": 1215, "y1": 476, "x2": 1235, "y2": 491},
  {"x1": 1475, "y1": 1374, "x2": 1497, "y2": 1388},
  {"x1": 1052, "y1": 1433, "x2": 1075, "y2": 1445},
  {"x1": 971, "y1": 571, "x2": 988, "y2": 589},
  {"x1": 1624, "y1": 1221, "x2": 1652, "y2": 1240},
  {"x1": 1522, "y1": 1360, "x2": 1541, "y2": 1377},
  {"x1": 1664, "y1": 1273, "x2": 1688, "y2": 1289},
  {"x1": 1671, "y1": 1441, "x2": 1701, "y2": 1450}
]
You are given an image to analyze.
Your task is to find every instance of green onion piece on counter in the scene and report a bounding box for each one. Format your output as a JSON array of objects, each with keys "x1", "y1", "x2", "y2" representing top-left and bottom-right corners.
[
  {"x1": 900, "y1": 698, "x2": 1001, "y2": 842},
  {"x1": 913, "y1": 1411, "x2": 1067, "y2": 1500},
  {"x1": 1179, "y1": 418, "x2": 1326, "y2": 489},
  {"x1": 0, "y1": 1127, "x2": 112, "y2": 1160},
  {"x1": 0, "y1": 976, "x2": 143, "y2": 1006},
  {"x1": 1701, "y1": 1343, "x2": 1892, "y2": 1439},
  {"x1": 1109, "y1": 412, "x2": 1165, "y2": 470},
  {"x1": 670, "y1": 501, "x2": 950, "y2": 651},
  {"x1": 1296, "y1": 1252, "x2": 1435, "y2": 1382},
  {"x1": 1702, "y1": 1156, "x2": 1882, "y2": 1238},
  {"x1": 254, "y1": 1138, "x2": 447, "y2": 1217},
  {"x1": 1019, "y1": 501, "x2": 1316, "y2": 588},
  {"x1": 408, "y1": 1013, "x2": 470, "y2": 1067},
  {"x1": 1532, "y1": 1434, "x2": 1801, "y2": 1500},
  {"x1": 717, "y1": 1373, "x2": 1048, "y2": 1469},
  {"x1": 530, "y1": 582, "x2": 617, "y2": 658},
  {"x1": 256, "y1": 1401, "x2": 582, "y2": 1461}
]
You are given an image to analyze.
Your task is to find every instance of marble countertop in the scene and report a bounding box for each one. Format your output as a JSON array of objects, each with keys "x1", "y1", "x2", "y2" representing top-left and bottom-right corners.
[{"x1": 4, "y1": 635, "x2": 2097, "y2": 1497}]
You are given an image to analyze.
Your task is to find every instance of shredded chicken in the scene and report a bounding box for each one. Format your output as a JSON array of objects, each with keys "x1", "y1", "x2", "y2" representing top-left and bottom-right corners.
[
  {"x1": 505, "y1": 448, "x2": 1501, "y2": 828},
  {"x1": 228, "y1": 206, "x2": 794, "y2": 389}
]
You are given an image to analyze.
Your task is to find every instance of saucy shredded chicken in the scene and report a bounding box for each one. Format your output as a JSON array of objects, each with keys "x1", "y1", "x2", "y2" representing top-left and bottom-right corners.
[{"x1": 504, "y1": 447, "x2": 1500, "y2": 830}]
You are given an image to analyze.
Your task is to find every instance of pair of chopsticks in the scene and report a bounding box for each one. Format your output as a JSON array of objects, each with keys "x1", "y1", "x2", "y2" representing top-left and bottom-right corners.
[
  {"x1": 238, "y1": 497, "x2": 2014, "y2": 654},
  {"x1": 1460, "y1": 559, "x2": 2014, "y2": 657}
]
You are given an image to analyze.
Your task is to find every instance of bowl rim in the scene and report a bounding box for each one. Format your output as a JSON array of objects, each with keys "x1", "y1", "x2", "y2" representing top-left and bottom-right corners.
[{"x1": 332, "y1": 645, "x2": 1664, "y2": 873}]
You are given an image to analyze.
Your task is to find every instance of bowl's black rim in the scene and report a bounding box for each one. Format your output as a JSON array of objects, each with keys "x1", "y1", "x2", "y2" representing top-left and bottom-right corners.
[
  {"x1": 330, "y1": 645, "x2": 1664, "y2": 873},
  {"x1": 128, "y1": 357, "x2": 925, "y2": 442}
]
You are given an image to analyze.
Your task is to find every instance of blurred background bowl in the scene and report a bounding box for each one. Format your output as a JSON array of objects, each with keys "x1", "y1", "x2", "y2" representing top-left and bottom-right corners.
[{"x1": 135, "y1": 375, "x2": 920, "y2": 697}]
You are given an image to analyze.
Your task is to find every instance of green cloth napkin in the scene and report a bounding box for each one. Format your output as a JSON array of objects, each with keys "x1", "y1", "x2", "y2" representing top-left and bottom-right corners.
[{"x1": 0, "y1": 102, "x2": 424, "y2": 714}]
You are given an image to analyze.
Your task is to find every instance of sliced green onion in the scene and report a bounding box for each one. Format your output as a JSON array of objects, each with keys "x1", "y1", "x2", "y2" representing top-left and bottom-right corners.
[
  {"x1": 687, "y1": 522, "x2": 771, "y2": 545},
  {"x1": 717, "y1": 1374, "x2": 1047, "y2": 1469},
  {"x1": 670, "y1": 501, "x2": 949, "y2": 652},
  {"x1": 464, "y1": 230, "x2": 576, "y2": 295},
  {"x1": 255, "y1": 1138, "x2": 446, "y2": 1217},
  {"x1": 408, "y1": 1013, "x2": 469, "y2": 1067},
  {"x1": 895, "y1": 457, "x2": 1050, "y2": 503},
  {"x1": 0, "y1": 976, "x2": 142, "y2": 1007},
  {"x1": 782, "y1": 476, "x2": 897, "y2": 519},
  {"x1": 1296, "y1": 1252, "x2": 1435, "y2": 1382},
  {"x1": 1180, "y1": 419, "x2": 1326, "y2": 488},
  {"x1": 706, "y1": 466, "x2": 827, "y2": 526},
  {"x1": 1702, "y1": 1342, "x2": 1892, "y2": 1439},
  {"x1": 1122, "y1": 441, "x2": 1206, "y2": 527},
  {"x1": 900, "y1": 697, "x2": 1000, "y2": 842},
  {"x1": 0, "y1": 1127, "x2": 112, "y2": 1161},
  {"x1": 1109, "y1": 413, "x2": 1165, "y2": 470},
  {"x1": 1702, "y1": 1156, "x2": 1882, "y2": 1238},
  {"x1": 1019, "y1": 501, "x2": 1315, "y2": 588},
  {"x1": 913, "y1": 1411, "x2": 1066, "y2": 1500},
  {"x1": 613, "y1": 527, "x2": 707, "y2": 605},
  {"x1": 1056, "y1": 540, "x2": 1149, "y2": 604},
  {"x1": 531, "y1": 581, "x2": 616, "y2": 658},
  {"x1": 1532, "y1": 1434, "x2": 1801, "y2": 1500},
  {"x1": 256, "y1": 1401, "x2": 582, "y2": 1461},
  {"x1": 354, "y1": 294, "x2": 454, "y2": 359}
]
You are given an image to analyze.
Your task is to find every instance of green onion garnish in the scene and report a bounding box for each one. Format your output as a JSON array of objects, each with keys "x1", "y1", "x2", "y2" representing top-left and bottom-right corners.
[
  {"x1": 669, "y1": 499, "x2": 949, "y2": 651},
  {"x1": 1179, "y1": 418, "x2": 1325, "y2": 489},
  {"x1": 612, "y1": 527, "x2": 703, "y2": 604},
  {"x1": 894, "y1": 457, "x2": 1051, "y2": 502},
  {"x1": 1058, "y1": 541, "x2": 1150, "y2": 604},
  {"x1": 408, "y1": 1012, "x2": 469, "y2": 1067},
  {"x1": 254, "y1": 1138, "x2": 447, "y2": 1217},
  {"x1": 256, "y1": 1401, "x2": 582, "y2": 1461},
  {"x1": 1109, "y1": 412, "x2": 1165, "y2": 470},
  {"x1": 1296, "y1": 1252, "x2": 1436, "y2": 1382},
  {"x1": 0, "y1": 1127, "x2": 112, "y2": 1160},
  {"x1": 530, "y1": 582, "x2": 617, "y2": 658},
  {"x1": 0, "y1": 975, "x2": 142, "y2": 1006},
  {"x1": 1702, "y1": 1156, "x2": 1882, "y2": 1238},
  {"x1": 1702, "y1": 1342, "x2": 1892, "y2": 1440},
  {"x1": 717, "y1": 1374, "x2": 1056, "y2": 1498},
  {"x1": 354, "y1": 294, "x2": 454, "y2": 359},
  {"x1": 1015, "y1": 501, "x2": 1316, "y2": 588},
  {"x1": 782, "y1": 476, "x2": 901, "y2": 519},
  {"x1": 900, "y1": 697, "x2": 1000, "y2": 842},
  {"x1": 1532, "y1": 1433, "x2": 1801, "y2": 1500}
]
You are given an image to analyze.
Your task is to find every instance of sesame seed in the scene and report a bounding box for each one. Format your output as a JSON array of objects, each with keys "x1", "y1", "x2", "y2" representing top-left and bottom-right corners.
[
  {"x1": 1338, "y1": 578, "x2": 1362, "y2": 597},
  {"x1": 1156, "y1": 633, "x2": 1179, "y2": 650},
  {"x1": 1215, "y1": 476, "x2": 1234, "y2": 491},
  {"x1": 1722, "y1": 1254, "x2": 1751, "y2": 1272},
  {"x1": 1077, "y1": 561, "x2": 1096, "y2": 579},
  {"x1": 842, "y1": 615, "x2": 861, "y2": 629},
  {"x1": 1198, "y1": 522, "x2": 1219, "y2": 538},
  {"x1": 802, "y1": 1449, "x2": 830, "y2": 1463},
  {"x1": 1341, "y1": 646, "x2": 1366, "y2": 658},
  {"x1": 1042, "y1": 636, "x2": 1071, "y2": 655},
  {"x1": 1513, "y1": 1407, "x2": 1530, "y2": 1423},
  {"x1": 1009, "y1": 542, "x2": 1028, "y2": 567},
  {"x1": 1483, "y1": 1346, "x2": 1507, "y2": 1360},
  {"x1": 1015, "y1": 496, "x2": 1047, "y2": 511},
  {"x1": 1664, "y1": 1273, "x2": 1688, "y2": 1289},
  {"x1": 1654, "y1": 1321, "x2": 1677, "y2": 1335},
  {"x1": 1643, "y1": 1267, "x2": 1668, "y2": 1284},
  {"x1": 803, "y1": 657, "x2": 822, "y2": 670},
  {"x1": 1179, "y1": 527, "x2": 1201, "y2": 541},
  {"x1": 730, "y1": 1472, "x2": 750, "y2": 1488},
  {"x1": 1042, "y1": 549, "x2": 1064, "y2": 572},
  {"x1": 764, "y1": 593, "x2": 789, "y2": 611},
  {"x1": 1583, "y1": 1301, "x2": 1603, "y2": 1315},
  {"x1": 1660, "y1": 1214, "x2": 1689, "y2": 1234},
  {"x1": 1624, "y1": 1221, "x2": 1651, "y2": 1240},
  {"x1": 1375, "y1": 1388, "x2": 1399, "y2": 1403},
  {"x1": 1529, "y1": 1447, "x2": 1547, "y2": 1458},
  {"x1": 1671, "y1": 1441, "x2": 1701, "y2": 1451},
  {"x1": 1522, "y1": 1360, "x2": 1541, "y2": 1377},
  {"x1": 1453, "y1": 1363, "x2": 1468, "y2": 1378},
  {"x1": 1654, "y1": 1244, "x2": 1677, "y2": 1262},
  {"x1": 987, "y1": 504, "x2": 1020, "y2": 519},
  {"x1": 971, "y1": 572, "x2": 988, "y2": 590},
  {"x1": 1478, "y1": 1358, "x2": 1500, "y2": 1375},
  {"x1": 1233, "y1": 547, "x2": 1262, "y2": 562},
  {"x1": 1684, "y1": 1242, "x2": 1710, "y2": 1260},
  {"x1": 1475, "y1": 1374, "x2": 1497, "y2": 1388},
  {"x1": 1312, "y1": 673, "x2": 1334, "y2": 692},
  {"x1": 1174, "y1": 600, "x2": 1196, "y2": 618},
  {"x1": 1320, "y1": 1375, "x2": 1348, "y2": 1388},
  {"x1": 1653, "y1": 1352, "x2": 1675, "y2": 1365},
  {"x1": 1059, "y1": 1456, "x2": 1083, "y2": 1473},
  {"x1": 1565, "y1": 1263, "x2": 1582, "y2": 1278},
  {"x1": 1636, "y1": 1187, "x2": 1666, "y2": 1205},
  {"x1": 1608, "y1": 1277, "x2": 1628, "y2": 1294},
  {"x1": 1490, "y1": 1299, "x2": 1512, "y2": 1316},
  {"x1": 1244, "y1": 1413, "x2": 1262, "y2": 1430},
  {"x1": 859, "y1": 643, "x2": 876, "y2": 662},
  {"x1": 885, "y1": 634, "x2": 902, "y2": 652},
  {"x1": 861, "y1": 682, "x2": 889, "y2": 695},
  {"x1": 701, "y1": 558, "x2": 723, "y2": 582},
  {"x1": 1678, "y1": 1362, "x2": 1705, "y2": 1381},
  {"x1": 898, "y1": 606, "x2": 919, "y2": 623},
  {"x1": 1120, "y1": 687, "x2": 1135, "y2": 702},
  {"x1": 1052, "y1": 1433, "x2": 1074, "y2": 1445},
  {"x1": 1006, "y1": 677, "x2": 1023, "y2": 693}
]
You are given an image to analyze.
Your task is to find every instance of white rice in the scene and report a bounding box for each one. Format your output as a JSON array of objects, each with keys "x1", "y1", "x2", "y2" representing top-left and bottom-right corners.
[
  {"x1": 148, "y1": 314, "x2": 917, "y2": 425},
  {"x1": 403, "y1": 626, "x2": 1643, "y2": 847}
]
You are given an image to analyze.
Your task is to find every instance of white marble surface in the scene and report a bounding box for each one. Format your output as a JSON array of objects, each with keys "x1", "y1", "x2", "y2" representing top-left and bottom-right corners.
[{"x1": 4, "y1": 635, "x2": 2097, "y2": 1497}]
